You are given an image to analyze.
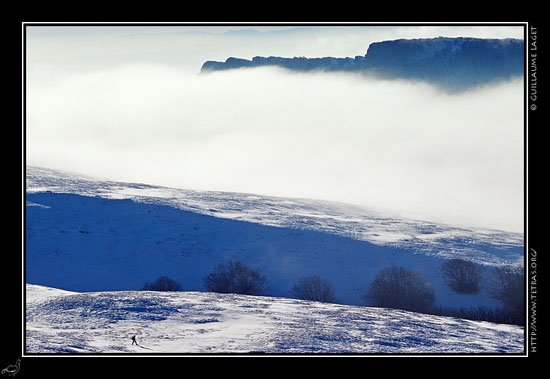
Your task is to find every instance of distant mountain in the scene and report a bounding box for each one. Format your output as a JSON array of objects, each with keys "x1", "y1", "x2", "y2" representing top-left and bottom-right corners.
[{"x1": 201, "y1": 37, "x2": 524, "y2": 91}]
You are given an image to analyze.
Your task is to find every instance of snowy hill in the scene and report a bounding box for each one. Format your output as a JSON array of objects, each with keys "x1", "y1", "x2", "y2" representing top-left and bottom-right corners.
[
  {"x1": 26, "y1": 285, "x2": 523, "y2": 354},
  {"x1": 26, "y1": 166, "x2": 523, "y2": 309}
]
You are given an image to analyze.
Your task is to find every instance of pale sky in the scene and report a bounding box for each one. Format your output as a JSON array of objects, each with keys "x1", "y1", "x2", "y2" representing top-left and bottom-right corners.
[{"x1": 25, "y1": 25, "x2": 525, "y2": 232}]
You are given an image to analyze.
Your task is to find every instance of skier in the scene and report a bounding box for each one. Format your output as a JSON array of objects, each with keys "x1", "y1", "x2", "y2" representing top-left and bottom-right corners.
[{"x1": 131, "y1": 335, "x2": 137, "y2": 346}]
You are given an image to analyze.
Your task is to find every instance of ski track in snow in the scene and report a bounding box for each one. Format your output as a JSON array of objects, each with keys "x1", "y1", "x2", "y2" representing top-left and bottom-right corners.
[
  {"x1": 26, "y1": 166, "x2": 523, "y2": 266},
  {"x1": 26, "y1": 285, "x2": 524, "y2": 354}
]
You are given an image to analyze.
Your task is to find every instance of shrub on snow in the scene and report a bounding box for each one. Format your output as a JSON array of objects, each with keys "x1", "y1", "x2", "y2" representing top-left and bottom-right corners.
[
  {"x1": 292, "y1": 275, "x2": 337, "y2": 303},
  {"x1": 363, "y1": 266, "x2": 435, "y2": 313},
  {"x1": 442, "y1": 258, "x2": 483, "y2": 294},
  {"x1": 204, "y1": 260, "x2": 267, "y2": 296},
  {"x1": 142, "y1": 276, "x2": 183, "y2": 291}
]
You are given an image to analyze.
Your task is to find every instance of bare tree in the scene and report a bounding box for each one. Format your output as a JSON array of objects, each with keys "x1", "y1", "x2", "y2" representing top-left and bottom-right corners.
[
  {"x1": 442, "y1": 259, "x2": 483, "y2": 294},
  {"x1": 142, "y1": 276, "x2": 183, "y2": 291},
  {"x1": 490, "y1": 266, "x2": 524, "y2": 324},
  {"x1": 204, "y1": 261, "x2": 267, "y2": 296},
  {"x1": 363, "y1": 266, "x2": 435, "y2": 313},
  {"x1": 292, "y1": 275, "x2": 337, "y2": 303}
]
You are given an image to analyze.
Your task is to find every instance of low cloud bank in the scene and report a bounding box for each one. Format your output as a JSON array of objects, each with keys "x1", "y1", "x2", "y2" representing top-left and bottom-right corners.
[{"x1": 27, "y1": 64, "x2": 523, "y2": 232}]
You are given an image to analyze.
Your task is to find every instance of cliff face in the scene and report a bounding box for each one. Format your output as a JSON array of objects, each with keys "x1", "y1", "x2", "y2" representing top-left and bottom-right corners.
[
  {"x1": 362, "y1": 37, "x2": 524, "y2": 89},
  {"x1": 202, "y1": 56, "x2": 366, "y2": 72},
  {"x1": 201, "y1": 37, "x2": 524, "y2": 90}
]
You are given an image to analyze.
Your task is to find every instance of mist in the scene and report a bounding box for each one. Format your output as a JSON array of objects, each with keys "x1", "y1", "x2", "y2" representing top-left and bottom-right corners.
[{"x1": 26, "y1": 26, "x2": 524, "y2": 232}]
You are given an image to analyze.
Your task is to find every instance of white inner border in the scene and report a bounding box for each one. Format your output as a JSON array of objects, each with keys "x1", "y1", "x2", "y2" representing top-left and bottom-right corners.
[{"x1": 21, "y1": 21, "x2": 530, "y2": 358}]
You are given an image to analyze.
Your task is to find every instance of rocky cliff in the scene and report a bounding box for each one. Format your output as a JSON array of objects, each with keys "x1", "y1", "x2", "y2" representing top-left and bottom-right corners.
[{"x1": 201, "y1": 37, "x2": 524, "y2": 90}]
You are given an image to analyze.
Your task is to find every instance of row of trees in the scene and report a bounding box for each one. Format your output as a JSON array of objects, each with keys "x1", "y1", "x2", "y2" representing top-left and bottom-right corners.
[
  {"x1": 439, "y1": 259, "x2": 524, "y2": 323},
  {"x1": 141, "y1": 261, "x2": 337, "y2": 303},
  {"x1": 363, "y1": 264, "x2": 524, "y2": 324},
  {"x1": 141, "y1": 259, "x2": 524, "y2": 325}
]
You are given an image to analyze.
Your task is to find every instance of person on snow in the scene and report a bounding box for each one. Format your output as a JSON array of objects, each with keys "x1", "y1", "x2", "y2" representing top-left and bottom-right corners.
[{"x1": 131, "y1": 335, "x2": 137, "y2": 346}]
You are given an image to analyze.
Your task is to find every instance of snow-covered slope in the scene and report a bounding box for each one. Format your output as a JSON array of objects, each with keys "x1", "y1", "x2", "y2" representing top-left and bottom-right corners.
[
  {"x1": 26, "y1": 285, "x2": 523, "y2": 354},
  {"x1": 26, "y1": 166, "x2": 523, "y2": 263},
  {"x1": 25, "y1": 166, "x2": 523, "y2": 308}
]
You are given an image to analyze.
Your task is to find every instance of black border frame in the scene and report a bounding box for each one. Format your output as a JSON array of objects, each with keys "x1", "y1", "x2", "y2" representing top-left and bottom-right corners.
[{"x1": 19, "y1": 21, "x2": 532, "y2": 360}]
